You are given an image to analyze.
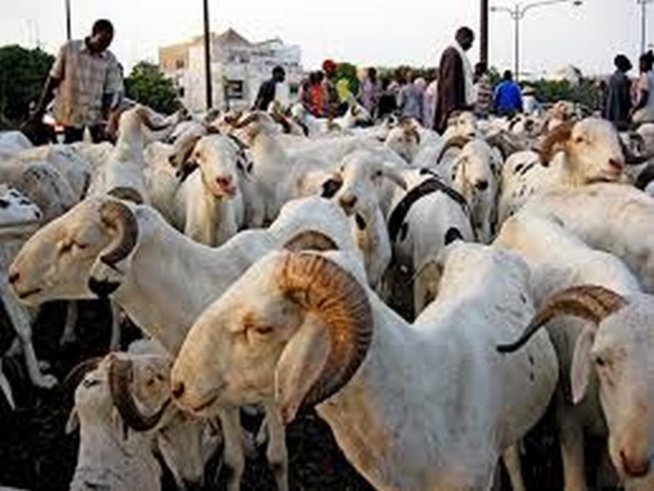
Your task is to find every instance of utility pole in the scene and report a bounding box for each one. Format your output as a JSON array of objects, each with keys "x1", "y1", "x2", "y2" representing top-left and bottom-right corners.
[
  {"x1": 203, "y1": 0, "x2": 213, "y2": 110},
  {"x1": 480, "y1": 0, "x2": 489, "y2": 66},
  {"x1": 640, "y1": 0, "x2": 652, "y2": 54},
  {"x1": 65, "y1": 0, "x2": 71, "y2": 41}
]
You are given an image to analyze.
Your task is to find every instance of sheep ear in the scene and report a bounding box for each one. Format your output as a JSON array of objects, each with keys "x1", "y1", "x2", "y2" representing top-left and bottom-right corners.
[
  {"x1": 274, "y1": 316, "x2": 331, "y2": 424},
  {"x1": 65, "y1": 407, "x2": 80, "y2": 434},
  {"x1": 570, "y1": 327, "x2": 595, "y2": 405}
]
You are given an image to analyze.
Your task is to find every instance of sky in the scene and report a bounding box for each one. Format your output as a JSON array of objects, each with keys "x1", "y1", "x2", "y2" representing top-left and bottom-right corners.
[{"x1": 0, "y1": 0, "x2": 650, "y2": 78}]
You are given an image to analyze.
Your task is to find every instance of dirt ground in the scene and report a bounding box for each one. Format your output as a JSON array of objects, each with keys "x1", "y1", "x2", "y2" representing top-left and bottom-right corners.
[{"x1": 0, "y1": 296, "x2": 620, "y2": 491}]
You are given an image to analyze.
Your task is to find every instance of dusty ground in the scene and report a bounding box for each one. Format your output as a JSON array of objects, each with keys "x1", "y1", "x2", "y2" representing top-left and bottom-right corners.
[{"x1": 0, "y1": 296, "x2": 618, "y2": 490}]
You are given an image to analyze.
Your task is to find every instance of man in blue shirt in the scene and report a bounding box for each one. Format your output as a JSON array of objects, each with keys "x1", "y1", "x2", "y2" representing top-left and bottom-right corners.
[{"x1": 494, "y1": 70, "x2": 523, "y2": 117}]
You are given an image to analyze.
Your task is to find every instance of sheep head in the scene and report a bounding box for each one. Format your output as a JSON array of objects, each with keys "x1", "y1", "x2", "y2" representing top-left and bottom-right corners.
[
  {"x1": 171, "y1": 251, "x2": 373, "y2": 425},
  {"x1": 443, "y1": 111, "x2": 478, "y2": 140},
  {"x1": 179, "y1": 135, "x2": 241, "y2": 198},
  {"x1": 538, "y1": 118, "x2": 630, "y2": 183},
  {"x1": 498, "y1": 285, "x2": 654, "y2": 480},
  {"x1": 9, "y1": 197, "x2": 140, "y2": 304}
]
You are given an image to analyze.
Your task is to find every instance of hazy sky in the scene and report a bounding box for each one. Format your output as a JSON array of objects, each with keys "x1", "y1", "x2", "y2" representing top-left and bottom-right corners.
[{"x1": 0, "y1": 0, "x2": 649, "y2": 77}]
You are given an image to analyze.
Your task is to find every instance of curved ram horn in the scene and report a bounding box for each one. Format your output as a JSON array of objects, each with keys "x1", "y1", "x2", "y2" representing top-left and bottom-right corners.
[
  {"x1": 63, "y1": 356, "x2": 104, "y2": 395},
  {"x1": 538, "y1": 121, "x2": 574, "y2": 166},
  {"x1": 135, "y1": 106, "x2": 178, "y2": 132},
  {"x1": 436, "y1": 136, "x2": 471, "y2": 164},
  {"x1": 107, "y1": 186, "x2": 144, "y2": 205},
  {"x1": 230, "y1": 112, "x2": 261, "y2": 129},
  {"x1": 283, "y1": 230, "x2": 339, "y2": 252},
  {"x1": 108, "y1": 356, "x2": 169, "y2": 432},
  {"x1": 276, "y1": 252, "x2": 373, "y2": 409},
  {"x1": 98, "y1": 200, "x2": 139, "y2": 267},
  {"x1": 497, "y1": 285, "x2": 627, "y2": 354}
]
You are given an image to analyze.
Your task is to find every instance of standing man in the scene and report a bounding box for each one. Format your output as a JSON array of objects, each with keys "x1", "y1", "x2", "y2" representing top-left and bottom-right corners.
[
  {"x1": 30, "y1": 19, "x2": 123, "y2": 144},
  {"x1": 433, "y1": 27, "x2": 475, "y2": 134},
  {"x1": 473, "y1": 62, "x2": 493, "y2": 118},
  {"x1": 603, "y1": 54, "x2": 633, "y2": 130},
  {"x1": 322, "y1": 59, "x2": 342, "y2": 118},
  {"x1": 494, "y1": 70, "x2": 523, "y2": 117},
  {"x1": 253, "y1": 65, "x2": 286, "y2": 111}
]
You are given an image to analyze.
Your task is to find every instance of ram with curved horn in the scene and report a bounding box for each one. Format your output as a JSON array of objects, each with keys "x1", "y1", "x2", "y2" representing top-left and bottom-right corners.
[
  {"x1": 435, "y1": 135, "x2": 471, "y2": 164},
  {"x1": 494, "y1": 210, "x2": 654, "y2": 488},
  {"x1": 171, "y1": 243, "x2": 558, "y2": 491}
]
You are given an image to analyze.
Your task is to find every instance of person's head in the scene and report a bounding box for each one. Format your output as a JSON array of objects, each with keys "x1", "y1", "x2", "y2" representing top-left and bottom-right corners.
[
  {"x1": 322, "y1": 59, "x2": 337, "y2": 78},
  {"x1": 368, "y1": 67, "x2": 377, "y2": 83},
  {"x1": 89, "y1": 19, "x2": 114, "y2": 52},
  {"x1": 272, "y1": 66, "x2": 286, "y2": 83},
  {"x1": 503, "y1": 70, "x2": 513, "y2": 81},
  {"x1": 380, "y1": 76, "x2": 391, "y2": 90},
  {"x1": 455, "y1": 27, "x2": 475, "y2": 51},
  {"x1": 395, "y1": 67, "x2": 407, "y2": 85},
  {"x1": 474, "y1": 62, "x2": 487, "y2": 80},
  {"x1": 639, "y1": 53, "x2": 653, "y2": 73},
  {"x1": 316, "y1": 70, "x2": 325, "y2": 83},
  {"x1": 614, "y1": 54, "x2": 633, "y2": 73}
]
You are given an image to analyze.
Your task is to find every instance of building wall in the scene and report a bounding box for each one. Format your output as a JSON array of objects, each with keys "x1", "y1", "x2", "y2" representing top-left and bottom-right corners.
[{"x1": 159, "y1": 30, "x2": 303, "y2": 113}]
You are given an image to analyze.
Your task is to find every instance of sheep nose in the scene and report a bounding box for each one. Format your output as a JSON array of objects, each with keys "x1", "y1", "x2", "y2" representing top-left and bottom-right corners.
[
  {"x1": 608, "y1": 159, "x2": 624, "y2": 172},
  {"x1": 216, "y1": 176, "x2": 232, "y2": 187},
  {"x1": 475, "y1": 180, "x2": 489, "y2": 191},
  {"x1": 338, "y1": 195, "x2": 357, "y2": 210},
  {"x1": 620, "y1": 450, "x2": 650, "y2": 478},
  {"x1": 172, "y1": 381, "x2": 185, "y2": 399},
  {"x1": 8, "y1": 270, "x2": 19, "y2": 284}
]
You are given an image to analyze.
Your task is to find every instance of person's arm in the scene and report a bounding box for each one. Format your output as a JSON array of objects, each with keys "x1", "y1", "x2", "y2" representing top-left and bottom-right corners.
[
  {"x1": 103, "y1": 55, "x2": 124, "y2": 115},
  {"x1": 32, "y1": 44, "x2": 66, "y2": 117},
  {"x1": 632, "y1": 75, "x2": 648, "y2": 114}
]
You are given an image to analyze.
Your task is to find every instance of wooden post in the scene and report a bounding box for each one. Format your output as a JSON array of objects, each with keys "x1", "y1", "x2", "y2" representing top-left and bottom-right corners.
[
  {"x1": 203, "y1": 0, "x2": 213, "y2": 110},
  {"x1": 480, "y1": 0, "x2": 489, "y2": 65}
]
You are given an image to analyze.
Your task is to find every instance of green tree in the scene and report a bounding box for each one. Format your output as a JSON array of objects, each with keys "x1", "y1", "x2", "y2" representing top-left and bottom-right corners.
[
  {"x1": 0, "y1": 45, "x2": 54, "y2": 128},
  {"x1": 125, "y1": 61, "x2": 180, "y2": 114},
  {"x1": 335, "y1": 62, "x2": 360, "y2": 97}
]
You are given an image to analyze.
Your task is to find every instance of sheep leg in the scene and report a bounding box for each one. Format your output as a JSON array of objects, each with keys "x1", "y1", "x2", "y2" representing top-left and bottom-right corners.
[
  {"x1": 502, "y1": 444, "x2": 526, "y2": 491},
  {"x1": 0, "y1": 285, "x2": 57, "y2": 389},
  {"x1": 109, "y1": 301, "x2": 121, "y2": 351},
  {"x1": 218, "y1": 406, "x2": 245, "y2": 491},
  {"x1": 59, "y1": 301, "x2": 79, "y2": 346},
  {"x1": 0, "y1": 359, "x2": 15, "y2": 409},
  {"x1": 558, "y1": 405, "x2": 588, "y2": 491},
  {"x1": 264, "y1": 403, "x2": 289, "y2": 491}
]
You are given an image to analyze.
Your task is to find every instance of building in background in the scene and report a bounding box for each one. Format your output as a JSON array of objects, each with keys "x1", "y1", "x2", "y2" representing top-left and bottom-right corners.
[{"x1": 159, "y1": 28, "x2": 302, "y2": 112}]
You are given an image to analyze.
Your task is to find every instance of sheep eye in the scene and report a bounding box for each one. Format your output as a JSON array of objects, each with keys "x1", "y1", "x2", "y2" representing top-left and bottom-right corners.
[
  {"x1": 575, "y1": 137, "x2": 584, "y2": 144},
  {"x1": 253, "y1": 326, "x2": 274, "y2": 335},
  {"x1": 82, "y1": 378, "x2": 100, "y2": 388},
  {"x1": 595, "y1": 356, "x2": 607, "y2": 367},
  {"x1": 60, "y1": 242, "x2": 74, "y2": 254}
]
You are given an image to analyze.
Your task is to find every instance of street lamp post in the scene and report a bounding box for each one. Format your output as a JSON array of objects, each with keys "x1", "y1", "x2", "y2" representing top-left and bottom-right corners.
[
  {"x1": 65, "y1": 0, "x2": 71, "y2": 41},
  {"x1": 491, "y1": 0, "x2": 582, "y2": 81},
  {"x1": 203, "y1": 0, "x2": 213, "y2": 110}
]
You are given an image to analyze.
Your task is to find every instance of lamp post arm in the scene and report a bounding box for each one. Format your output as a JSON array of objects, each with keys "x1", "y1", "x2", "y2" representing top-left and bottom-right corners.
[{"x1": 520, "y1": 0, "x2": 577, "y2": 17}]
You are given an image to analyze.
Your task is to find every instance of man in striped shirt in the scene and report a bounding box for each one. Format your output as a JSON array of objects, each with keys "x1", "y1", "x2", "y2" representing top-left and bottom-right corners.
[
  {"x1": 31, "y1": 19, "x2": 123, "y2": 143},
  {"x1": 473, "y1": 62, "x2": 493, "y2": 118}
]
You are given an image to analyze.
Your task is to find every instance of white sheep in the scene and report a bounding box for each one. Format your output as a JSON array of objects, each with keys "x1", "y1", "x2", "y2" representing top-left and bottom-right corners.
[
  {"x1": 66, "y1": 340, "x2": 215, "y2": 491},
  {"x1": 442, "y1": 110, "x2": 480, "y2": 140},
  {"x1": 327, "y1": 149, "x2": 407, "y2": 290},
  {"x1": 170, "y1": 242, "x2": 558, "y2": 491},
  {"x1": 495, "y1": 211, "x2": 646, "y2": 490},
  {"x1": 434, "y1": 137, "x2": 502, "y2": 243},
  {"x1": 9, "y1": 195, "x2": 357, "y2": 491},
  {"x1": 522, "y1": 183, "x2": 654, "y2": 294},
  {"x1": 498, "y1": 118, "x2": 646, "y2": 225},
  {"x1": 386, "y1": 169, "x2": 475, "y2": 315}
]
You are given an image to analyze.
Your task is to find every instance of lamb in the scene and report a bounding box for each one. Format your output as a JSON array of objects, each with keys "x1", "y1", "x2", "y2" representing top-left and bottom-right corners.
[
  {"x1": 386, "y1": 169, "x2": 475, "y2": 316},
  {"x1": 434, "y1": 137, "x2": 502, "y2": 243},
  {"x1": 495, "y1": 211, "x2": 645, "y2": 490},
  {"x1": 498, "y1": 118, "x2": 648, "y2": 224},
  {"x1": 521, "y1": 183, "x2": 654, "y2": 293},
  {"x1": 326, "y1": 149, "x2": 407, "y2": 290},
  {"x1": 170, "y1": 242, "x2": 558, "y2": 491},
  {"x1": 66, "y1": 340, "x2": 216, "y2": 491},
  {"x1": 442, "y1": 110, "x2": 479, "y2": 140},
  {"x1": 9, "y1": 195, "x2": 357, "y2": 491}
]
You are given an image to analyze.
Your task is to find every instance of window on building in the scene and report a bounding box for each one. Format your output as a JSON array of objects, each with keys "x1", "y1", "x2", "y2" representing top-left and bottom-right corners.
[
  {"x1": 225, "y1": 80, "x2": 244, "y2": 100},
  {"x1": 175, "y1": 59, "x2": 185, "y2": 70}
]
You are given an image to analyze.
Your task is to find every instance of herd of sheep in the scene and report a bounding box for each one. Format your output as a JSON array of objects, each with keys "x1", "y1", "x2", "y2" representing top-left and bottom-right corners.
[{"x1": 1, "y1": 98, "x2": 654, "y2": 490}]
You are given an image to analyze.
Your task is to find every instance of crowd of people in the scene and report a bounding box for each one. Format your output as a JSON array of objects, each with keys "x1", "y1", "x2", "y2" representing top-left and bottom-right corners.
[
  {"x1": 256, "y1": 26, "x2": 539, "y2": 134},
  {"x1": 602, "y1": 50, "x2": 654, "y2": 130}
]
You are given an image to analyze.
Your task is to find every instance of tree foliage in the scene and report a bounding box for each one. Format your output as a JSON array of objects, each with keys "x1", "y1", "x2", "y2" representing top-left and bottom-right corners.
[
  {"x1": 0, "y1": 45, "x2": 54, "y2": 128},
  {"x1": 335, "y1": 62, "x2": 360, "y2": 96},
  {"x1": 125, "y1": 61, "x2": 181, "y2": 114}
]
